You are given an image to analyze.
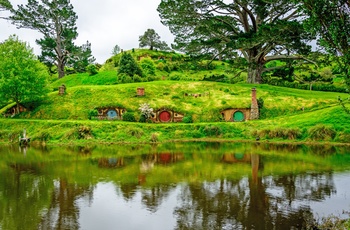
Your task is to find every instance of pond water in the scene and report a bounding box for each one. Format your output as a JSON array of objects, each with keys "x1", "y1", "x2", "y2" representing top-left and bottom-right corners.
[{"x1": 0, "y1": 142, "x2": 350, "y2": 230}]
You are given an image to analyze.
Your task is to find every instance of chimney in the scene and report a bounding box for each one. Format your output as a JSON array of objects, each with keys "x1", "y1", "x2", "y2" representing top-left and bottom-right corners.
[
  {"x1": 137, "y1": 87, "x2": 145, "y2": 96},
  {"x1": 58, "y1": 84, "x2": 66, "y2": 95},
  {"x1": 250, "y1": 88, "x2": 259, "y2": 120}
]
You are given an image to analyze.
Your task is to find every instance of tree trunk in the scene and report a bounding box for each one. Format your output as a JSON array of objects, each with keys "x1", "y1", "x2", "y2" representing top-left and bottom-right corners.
[
  {"x1": 57, "y1": 60, "x2": 65, "y2": 78},
  {"x1": 16, "y1": 102, "x2": 20, "y2": 114},
  {"x1": 247, "y1": 62, "x2": 264, "y2": 84}
]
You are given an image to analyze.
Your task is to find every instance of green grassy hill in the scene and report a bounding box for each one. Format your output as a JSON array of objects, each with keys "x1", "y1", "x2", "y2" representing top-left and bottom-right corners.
[
  {"x1": 0, "y1": 80, "x2": 349, "y2": 145},
  {"x1": 13, "y1": 81, "x2": 345, "y2": 121},
  {"x1": 0, "y1": 49, "x2": 349, "y2": 145}
]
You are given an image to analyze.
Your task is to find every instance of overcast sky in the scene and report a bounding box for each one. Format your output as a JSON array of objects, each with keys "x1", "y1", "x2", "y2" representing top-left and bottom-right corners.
[{"x1": 0, "y1": 0, "x2": 174, "y2": 63}]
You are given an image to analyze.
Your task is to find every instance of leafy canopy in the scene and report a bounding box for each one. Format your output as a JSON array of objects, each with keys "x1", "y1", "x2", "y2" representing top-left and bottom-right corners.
[
  {"x1": 158, "y1": 0, "x2": 313, "y2": 83},
  {"x1": 10, "y1": 0, "x2": 79, "y2": 78},
  {"x1": 0, "y1": 35, "x2": 49, "y2": 109},
  {"x1": 301, "y1": 0, "x2": 350, "y2": 86},
  {"x1": 139, "y1": 28, "x2": 170, "y2": 51}
]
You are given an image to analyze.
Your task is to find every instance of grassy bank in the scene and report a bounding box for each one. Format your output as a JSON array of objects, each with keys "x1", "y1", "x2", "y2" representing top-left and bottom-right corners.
[{"x1": 1, "y1": 104, "x2": 349, "y2": 145}]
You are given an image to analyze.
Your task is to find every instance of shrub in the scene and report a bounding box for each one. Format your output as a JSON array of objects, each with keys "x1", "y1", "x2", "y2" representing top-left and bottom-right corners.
[
  {"x1": 308, "y1": 125, "x2": 336, "y2": 141},
  {"x1": 156, "y1": 62, "x2": 165, "y2": 71},
  {"x1": 122, "y1": 112, "x2": 136, "y2": 122},
  {"x1": 118, "y1": 73, "x2": 133, "y2": 83},
  {"x1": 133, "y1": 74, "x2": 142, "y2": 82},
  {"x1": 126, "y1": 127, "x2": 144, "y2": 139},
  {"x1": 182, "y1": 115, "x2": 193, "y2": 123},
  {"x1": 140, "y1": 57, "x2": 156, "y2": 76},
  {"x1": 200, "y1": 125, "x2": 222, "y2": 137},
  {"x1": 139, "y1": 114, "x2": 147, "y2": 123},
  {"x1": 88, "y1": 109, "x2": 98, "y2": 120},
  {"x1": 86, "y1": 64, "x2": 98, "y2": 76}
]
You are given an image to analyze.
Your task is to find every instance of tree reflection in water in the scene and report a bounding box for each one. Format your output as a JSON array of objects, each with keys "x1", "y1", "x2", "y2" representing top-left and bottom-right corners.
[
  {"x1": 39, "y1": 179, "x2": 94, "y2": 230},
  {"x1": 0, "y1": 142, "x2": 348, "y2": 230},
  {"x1": 173, "y1": 153, "x2": 335, "y2": 230}
]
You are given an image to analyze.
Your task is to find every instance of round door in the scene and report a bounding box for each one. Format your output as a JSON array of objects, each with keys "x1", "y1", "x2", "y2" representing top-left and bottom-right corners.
[
  {"x1": 107, "y1": 110, "x2": 118, "y2": 119},
  {"x1": 159, "y1": 111, "x2": 171, "y2": 122},
  {"x1": 233, "y1": 111, "x2": 244, "y2": 122}
]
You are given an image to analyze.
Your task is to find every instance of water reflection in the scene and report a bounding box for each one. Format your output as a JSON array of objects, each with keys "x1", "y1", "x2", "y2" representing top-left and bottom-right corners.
[{"x1": 0, "y1": 142, "x2": 349, "y2": 230}]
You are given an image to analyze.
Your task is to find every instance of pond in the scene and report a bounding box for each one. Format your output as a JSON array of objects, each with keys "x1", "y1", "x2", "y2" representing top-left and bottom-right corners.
[{"x1": 0, "y1": 142, "x2": 349, "y2": 230}]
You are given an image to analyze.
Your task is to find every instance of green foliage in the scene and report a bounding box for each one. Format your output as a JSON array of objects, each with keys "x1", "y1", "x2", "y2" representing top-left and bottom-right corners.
[
  {"x1": 139, "y1": 114, "x2": 147, "y2": 123},
  {"x1": 86, "y1": 64, "x2": 98, "y2": 76},
  {"x1": 118, "y1": 52, "x2": 143, "y2": 77},
  {"x1": 139, "y1": 28, "x2": 170, "y2": 51},
  {"x1": 117, "y1": 73, "x2": 133, "y2": 83},
  {"x1": 10, "y1": 0, "x2": 78, "y2": 78},
  {"x1": 140, "y1": 57, "x2": 156, "y2": 76},
  {"x1": 308, "y1": 124, "x2": 336, "y2": 141},
  {"x1": 122, "y1": 112, "x2": 136, "y2": 122},
  {"x1": 74, "y1": 126, "x2": 93, "y2": 140},
  {"x1": 253, "y1": 128, "x2": 303, "y2": 140},
  {"x1": 88, "y1": 109, "x2": 98, "y2": 120},
  {"x1": 36, "y1": 131, "x2": 51, "y2": 142},
  {"x1": 0, "y1": 0, "x2": 12, "y2": 11},
  {"x1": 200, "y1": 125, "x2": 222, "y2": 137},
  {"x1": 302, "y1": 0, "x2": 350, "y2": 86},
  {"x1": 158, "y1": 0, "x2": 312, "y2": 84},
  {"x1": 0, "y1": 35, "x2": 50, "y2": 109},
  {"x1": 182, "y1": 115, "x2": 193, "y2": 123},
  {"x1": 126, "y1": 127, "x2": 143, "y2": 138},
  {"x1": 68, "y1": 40, "x2": 96, "y2": 73}
]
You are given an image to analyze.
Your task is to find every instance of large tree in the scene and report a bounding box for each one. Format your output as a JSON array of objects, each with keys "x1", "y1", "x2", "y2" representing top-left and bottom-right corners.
[
  {"x1": 158, "y1": 0, "x2": 313, "y2": 83},
  {"x1": 139, "y1": 28, "x2": 170, "y2": 51},
  {"x1": 301, "y1": 0, "x2": 350, "y2": 87},
  {"x1": 10, "y1": 0, "x2": 78, "y2": 78},
  {"x1": 0, "y1": 35, "x2": 49, "y2": 113}
]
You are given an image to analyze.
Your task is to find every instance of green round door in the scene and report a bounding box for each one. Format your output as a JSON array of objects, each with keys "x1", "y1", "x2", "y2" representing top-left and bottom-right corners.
[{"x1": 233, "y1": 111, "x2": 244, "y2": 122}]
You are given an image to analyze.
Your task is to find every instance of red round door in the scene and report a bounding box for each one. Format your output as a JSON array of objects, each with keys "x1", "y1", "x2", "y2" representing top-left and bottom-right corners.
[{"x1": 159, "y1": 111, "x2": 171, "y2": 122}]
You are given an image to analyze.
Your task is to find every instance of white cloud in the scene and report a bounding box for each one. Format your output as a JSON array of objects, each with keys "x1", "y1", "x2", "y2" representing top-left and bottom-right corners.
[{"x1": 0, "y1": 0, "x2": 174, "y2": 63}]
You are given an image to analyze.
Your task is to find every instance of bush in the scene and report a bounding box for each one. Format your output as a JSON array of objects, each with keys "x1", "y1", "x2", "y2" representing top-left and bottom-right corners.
[
  {"x1": 140, "y1": 57, "x2": 156, "y2": 76},
  {"x1": 126, "y1": 127, "x2": 143, "y2": 138},
  {"x1": 122, "y1": 112, "x2": 136, "y2": 122},
  {"x1": 182, "y1": 115, "x2": 193, "y2": 123},
  {"x1": 88, "y1": 109, "x2": 98, "y2": 120},
  {"x1": 308, "y1": 125, "x2": 336, "y2": 141},
  {"x1": 139, "y1": 114, "x2": 147, "y2": 123},
  {"x1": 156, "y1": 62, "x2": 165, "y2": 71},
  {"x1": 200, "y1": 125, "x2": 222, "y2": 137},
  {"x1": 118, "y1": 73, "x2": 133, "y2": 83},
  {"x1": 86, "y1": 64, "x2": 98, "y2": 76},
  {"x1": 133, "y1": 74, "x2": 142, "y2": 82}
]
